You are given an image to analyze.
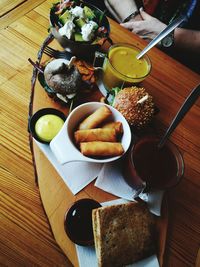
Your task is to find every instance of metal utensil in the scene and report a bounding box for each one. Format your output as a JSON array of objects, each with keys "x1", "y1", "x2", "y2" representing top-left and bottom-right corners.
[
  {"x1": 43, "y1": 46, "x2": 72, "y2": 59},
  {"x1": 136, "y1": 14, "x2": 187, "y2": 60},
  {"x1": 158, "y1": 83, "x2": 200, "y2": 148},
  {"x1": 132, "y1": 83, "x2": 199, "y2": 199}
]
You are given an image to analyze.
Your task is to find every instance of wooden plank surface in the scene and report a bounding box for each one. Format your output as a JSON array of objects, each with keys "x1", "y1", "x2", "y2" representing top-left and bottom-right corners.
[
  {"x1": 0, "y1": 1, "x2": 71, "y2": 266},
  {"x1": 31, "y1": 16, "x2": 200, "y2": 267},
  {"x1": 30, "y1": 33, "x2": 169, "y2": 265},
  {"x1": 0, "y1": 0, "x2": 49, "y2": 30},
  {"x1": 0, "y1": 0, "x2": 200, "y2": 266},
  {"x1": 0, "y1": 0, "x2": 25, "y2": 17}
]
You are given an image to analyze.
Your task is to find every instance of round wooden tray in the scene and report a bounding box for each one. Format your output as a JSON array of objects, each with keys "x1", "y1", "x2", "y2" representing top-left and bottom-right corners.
[{"x1": 29, "y1": 34, "x2": 168, "y2": 267}]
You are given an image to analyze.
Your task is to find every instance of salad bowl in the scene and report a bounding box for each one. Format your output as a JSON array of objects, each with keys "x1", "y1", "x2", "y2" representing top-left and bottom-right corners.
[{"x1": 49, "y1": 1, "x2": 110, "y2": 60}]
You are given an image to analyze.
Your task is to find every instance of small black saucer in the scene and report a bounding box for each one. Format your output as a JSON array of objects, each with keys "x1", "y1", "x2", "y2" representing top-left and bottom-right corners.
[
  {"x1": 29, "y1": 108, "x2": 66, "y2": 144},
  {"x1": 64, "y1": 198, "x2": 101, "y2": 246}
]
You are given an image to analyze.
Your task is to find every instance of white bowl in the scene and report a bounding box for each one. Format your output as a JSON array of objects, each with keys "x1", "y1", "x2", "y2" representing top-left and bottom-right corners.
[{"x1": 50, "y1": 102, "x2": 131, "y2": 164}]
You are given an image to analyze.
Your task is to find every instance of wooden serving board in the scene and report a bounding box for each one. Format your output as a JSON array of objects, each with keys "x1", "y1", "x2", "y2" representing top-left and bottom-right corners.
[{"x1": 29, "y1": 25, "x2": 168, "y2": 267}]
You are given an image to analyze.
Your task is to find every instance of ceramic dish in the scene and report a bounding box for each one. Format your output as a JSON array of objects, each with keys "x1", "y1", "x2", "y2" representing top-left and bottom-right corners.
[
  {"x1": 29, "y1": 108, "x2": 66, "y2": 144},
  {"x1": 50, "y1": 102, "x2": 132, "y2": 164},
  {"x1": 64, "y1": 198, "x2": 101, "y2": 246}
]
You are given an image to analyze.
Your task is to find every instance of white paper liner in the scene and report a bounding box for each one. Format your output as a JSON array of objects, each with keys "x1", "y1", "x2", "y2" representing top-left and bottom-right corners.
[
  {"x1": 76, "y1": 198, "x2": 159, "y2": 267},
  {"x1": 95, "y1": 162, "x2": 164, "y2": 216},
  {"x1": 35, "y1": 140, "x2": 102, "y2": 194}
]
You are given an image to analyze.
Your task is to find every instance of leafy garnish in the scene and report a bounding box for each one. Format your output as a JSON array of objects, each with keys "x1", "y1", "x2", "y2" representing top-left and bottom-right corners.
[
  {"x1": 98, "y1": 10, "x2": 106, "y2": 25},
  {"x1": 106, "y1": 87, "x2": 122, "y2": 105},
  {"x1": 73, "y1": 0, "x2": 81, "y2": 5}
]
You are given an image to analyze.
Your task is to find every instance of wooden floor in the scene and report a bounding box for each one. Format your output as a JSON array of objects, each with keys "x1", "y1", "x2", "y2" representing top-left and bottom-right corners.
[{"x1": 0, "y1": 1, "x2": 71, "y2": 266}]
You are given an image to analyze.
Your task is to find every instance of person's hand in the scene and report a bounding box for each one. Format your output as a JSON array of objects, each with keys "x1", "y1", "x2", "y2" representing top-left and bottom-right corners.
[{"x1": 120, "y1": 8, "x2": 167, "y2": 41}]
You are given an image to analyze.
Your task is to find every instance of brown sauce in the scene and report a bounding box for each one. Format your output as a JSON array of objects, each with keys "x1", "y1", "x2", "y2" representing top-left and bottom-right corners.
[
  {"x1": 132, "y1": 137, "x2": 178, "y2": 188},
  {"x1": 64, "y1": 199, "x2": 101, "y2": 246}
]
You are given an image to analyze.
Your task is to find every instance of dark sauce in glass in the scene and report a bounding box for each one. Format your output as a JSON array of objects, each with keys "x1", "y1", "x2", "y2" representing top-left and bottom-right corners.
[
  {"x1": 64, "y1": 199, "x2": 101, "y2": 246},
  {"x1": 132, "y1": 137, "x2": 178, "y2": 188}
]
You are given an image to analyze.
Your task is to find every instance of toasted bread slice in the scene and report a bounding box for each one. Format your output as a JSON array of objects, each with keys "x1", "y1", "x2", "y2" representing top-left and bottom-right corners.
[{"x1": 92, "y1": 201, "x2": 155, "y2": 267}]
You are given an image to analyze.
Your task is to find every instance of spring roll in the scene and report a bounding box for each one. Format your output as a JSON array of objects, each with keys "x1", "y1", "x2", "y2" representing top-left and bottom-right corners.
[
  {"x1": 78, "y1": 106, "x2": 112, "y2": 130},
  {"x1": 80, "y1": 142, "x2": 124, "y2": 157},
  {"x1": 102, "y1": 121, "x2": 123, "y2": 136},
  {"x1": 75, "y1": 128, "x2": 117, "y2": 144}
]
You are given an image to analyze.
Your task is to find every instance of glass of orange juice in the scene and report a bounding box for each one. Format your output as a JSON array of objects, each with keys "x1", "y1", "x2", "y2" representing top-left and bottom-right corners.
[{"x1": 102, "y1": 43, "x2": 151, "y2": 90}]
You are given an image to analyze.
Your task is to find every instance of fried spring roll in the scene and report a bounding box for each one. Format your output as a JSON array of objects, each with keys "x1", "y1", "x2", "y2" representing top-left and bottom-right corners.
[
  {"x1": 75, "y1": 128, "x2": 117, "y2": 143},
  {"x1": 80, "y1": 142, "x2": 124, "y2": 157},
  {"x1": 102, "y1": 121, "x2": 123, "y2": 136},
  {"x1": 78, "y1": 106, "x2": 112, "y2": 130}
]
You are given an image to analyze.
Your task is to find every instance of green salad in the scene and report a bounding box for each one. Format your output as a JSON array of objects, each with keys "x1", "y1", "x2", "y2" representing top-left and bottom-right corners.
[{"x1": 51, "y1": 0, "x2": 108, "y2": 43}]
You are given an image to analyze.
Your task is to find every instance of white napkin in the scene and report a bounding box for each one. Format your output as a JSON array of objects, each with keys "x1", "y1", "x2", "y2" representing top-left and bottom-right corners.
[
  {"x1": 76, "y1": 198, "x2": 159, "y2": 267},
  {"x1": 35, "y1": 140, "x2": 102, "y2": 194},
  {"x1": 35, "y1": 140, "x2": 164, "y2": 213},
  {"x1": 95, "y1": 161, "x2": 164, "y2": 216}
]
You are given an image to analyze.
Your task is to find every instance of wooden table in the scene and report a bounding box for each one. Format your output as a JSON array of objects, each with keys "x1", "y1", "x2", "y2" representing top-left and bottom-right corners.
[{"x1": 1, "y1": 1, "x2": 200, "y2": 266}]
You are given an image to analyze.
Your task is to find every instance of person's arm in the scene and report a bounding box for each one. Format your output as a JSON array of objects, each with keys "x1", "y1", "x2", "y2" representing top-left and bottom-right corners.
[
  {"x1": 174, "y1": 28, "x2": 200, "y2": 54},
  {"x1": 120, "y1": 9, "x2": 166, "y2": 40},
  {"x1": 121, "y1": 9, "x2": 200, "y2": 54}
]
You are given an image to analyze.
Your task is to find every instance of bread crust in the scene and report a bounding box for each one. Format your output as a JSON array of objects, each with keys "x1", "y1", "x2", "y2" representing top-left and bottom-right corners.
[
  {"x1": 113, "y1": 87, "x2": 155, "y2": 129},
  {"x1": 92, "y1": 202, "x2": 155, "y2": 267}
]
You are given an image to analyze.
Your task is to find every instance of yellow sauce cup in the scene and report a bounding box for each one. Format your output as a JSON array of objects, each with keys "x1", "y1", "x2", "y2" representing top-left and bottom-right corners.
[{"x1": 101, "y1": 43, "x2": 151, "y2": 90}]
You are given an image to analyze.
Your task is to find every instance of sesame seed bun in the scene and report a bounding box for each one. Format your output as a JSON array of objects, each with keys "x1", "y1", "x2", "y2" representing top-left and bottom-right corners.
[{"x1": 113, "y1": 87, "x2": 155, "y2": 129}]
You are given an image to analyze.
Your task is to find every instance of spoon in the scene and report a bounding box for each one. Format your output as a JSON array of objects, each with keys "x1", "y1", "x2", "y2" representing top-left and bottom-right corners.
[
  {"x1": 136, "y1": 14, "x2": 187, "y2": 60},
  {"x1": 133, "y1": 83, "x2": 200, "y2": 199},
  {"x1": 158, "y1": 83, "x2": 200, "y2": 148}
]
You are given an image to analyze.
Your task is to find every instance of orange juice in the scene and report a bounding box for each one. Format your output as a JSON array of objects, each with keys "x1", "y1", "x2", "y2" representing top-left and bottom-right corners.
[{"x1": 102, "y1": 44, "x2": 151, "y2": 90}]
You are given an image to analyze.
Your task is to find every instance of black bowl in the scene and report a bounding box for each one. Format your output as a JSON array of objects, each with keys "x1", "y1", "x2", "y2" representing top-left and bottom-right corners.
[
  {"x1": 64, "y1": 198, "x2": 101, "y2": 246},
  {"x1": 50, "y1": 1, "x2": 110, "y2": 60},
  {"x1": 29, "y1": 108, "x2": 66, "y2": 144}
]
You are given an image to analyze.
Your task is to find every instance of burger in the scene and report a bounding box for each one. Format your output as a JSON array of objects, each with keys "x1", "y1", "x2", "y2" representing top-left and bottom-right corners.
[
  {"x1": 111, "y1": 86, "x2": 155, "y2": 129},
  {"x1": 43, "y1": 58, "x2": 82, "y2": 104}
]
